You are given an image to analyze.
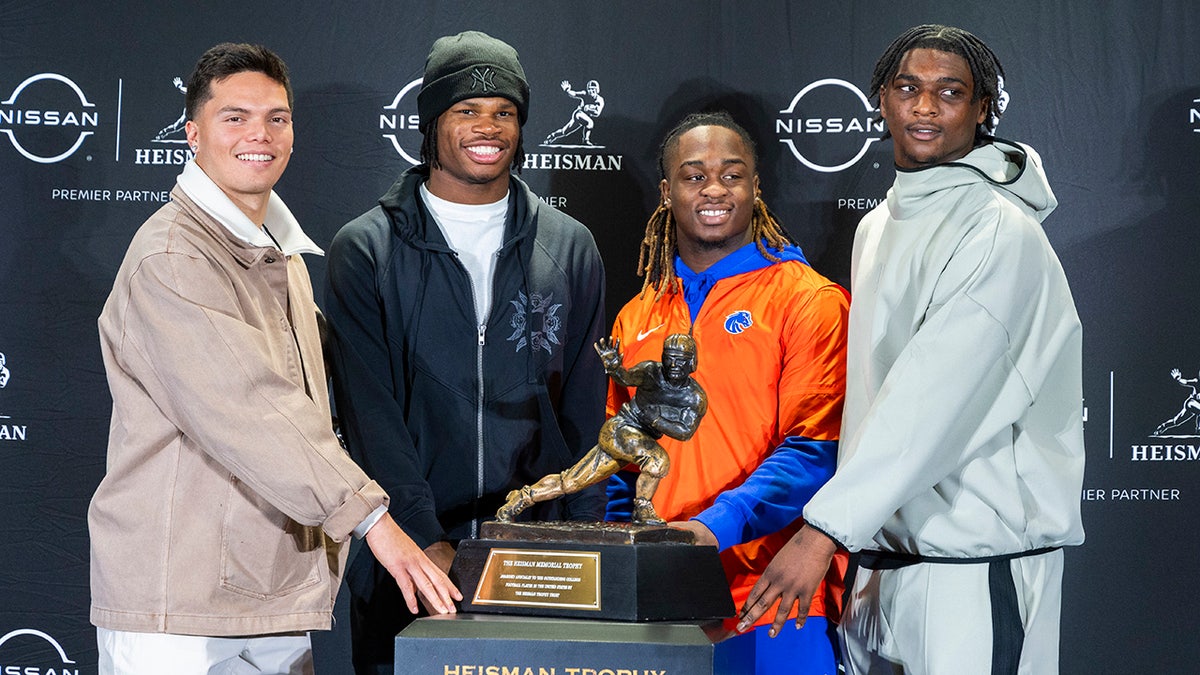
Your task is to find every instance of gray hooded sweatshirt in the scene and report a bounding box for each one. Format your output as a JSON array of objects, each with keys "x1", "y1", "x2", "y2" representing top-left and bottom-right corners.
[{"x1": 805, "y1": 139, "x2": 1085, "y2": 557}]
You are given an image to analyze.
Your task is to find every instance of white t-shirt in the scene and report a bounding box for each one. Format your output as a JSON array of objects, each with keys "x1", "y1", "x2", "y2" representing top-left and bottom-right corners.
[{"x1": 420, "y1": 183, "x2": 508, "y2": 322}]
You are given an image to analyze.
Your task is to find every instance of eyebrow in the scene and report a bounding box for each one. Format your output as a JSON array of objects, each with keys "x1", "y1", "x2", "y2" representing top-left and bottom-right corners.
[
  {"x1": 679, "y1": 158, "x2": 748, "y2": 169},
  {"x1": 894, "y1": 72, "x2": 971, "y2": 88},
  {"x1": 216, "y1": 105, "x2": 292, "y2": 115}
]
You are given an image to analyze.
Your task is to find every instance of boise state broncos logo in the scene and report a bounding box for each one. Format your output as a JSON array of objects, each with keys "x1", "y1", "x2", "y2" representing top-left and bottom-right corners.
[{"x1": 724, "y1": 310, "x2": 753, "y2": 335}]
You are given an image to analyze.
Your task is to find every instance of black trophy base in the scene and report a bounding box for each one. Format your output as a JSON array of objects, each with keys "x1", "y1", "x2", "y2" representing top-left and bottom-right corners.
[{"x1": 450, "y1": 521, "x2": 735, "y2": 622}]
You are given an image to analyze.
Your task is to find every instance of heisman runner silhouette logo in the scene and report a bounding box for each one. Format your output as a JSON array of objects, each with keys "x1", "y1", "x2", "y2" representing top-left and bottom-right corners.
[
  {"x1": 0, "y1": 350, "x2": 27, "y2": 442},
  {"x1": 1151, "y1": 368, "x2": 1200, "y2": 437},
  {"x1": 132, "y1": 76, "x2": 195, "y2": 165},
  {"x1": 507, "y1": 291, "x2": 563, "y2": 355},
  {"x1": 152, "y1": 76, "x2": 188, "y2": 142},
  {"x1": 542, "y1": 79, "x2": 605, "y2": 148}
]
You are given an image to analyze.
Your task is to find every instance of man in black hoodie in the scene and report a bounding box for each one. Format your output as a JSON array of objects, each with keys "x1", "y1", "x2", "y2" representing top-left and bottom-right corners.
[{"x1": 324, "y1": 30, "x2": 608, "y2": 675}]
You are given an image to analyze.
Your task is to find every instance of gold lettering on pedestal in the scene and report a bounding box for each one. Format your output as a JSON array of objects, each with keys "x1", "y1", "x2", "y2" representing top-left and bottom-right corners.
[{"x1": 474, "y1": 548, "x2": 601, "y2": 610}]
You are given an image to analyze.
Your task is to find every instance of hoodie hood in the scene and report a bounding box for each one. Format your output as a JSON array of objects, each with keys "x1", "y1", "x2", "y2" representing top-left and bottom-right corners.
[{"x1": 888, "y1": 138, "x2": 1057, "y2": 223}]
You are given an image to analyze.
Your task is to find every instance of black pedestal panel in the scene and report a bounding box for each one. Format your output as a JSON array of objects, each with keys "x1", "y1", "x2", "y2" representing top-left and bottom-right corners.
[{"x1": 395, "y1": 614, "x2": 752, "y2": 675}]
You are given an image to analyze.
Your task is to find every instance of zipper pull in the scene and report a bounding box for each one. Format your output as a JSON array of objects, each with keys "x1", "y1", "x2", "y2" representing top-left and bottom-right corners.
[{"x1": 478, "y1": 324, "x2": 486, "y2": 346}]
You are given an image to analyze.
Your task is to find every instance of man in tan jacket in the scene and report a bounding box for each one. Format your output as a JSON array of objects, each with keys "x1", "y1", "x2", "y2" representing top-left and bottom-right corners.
[{"x1": 88, "y1": 43, "x2": 460, "y2": 674}]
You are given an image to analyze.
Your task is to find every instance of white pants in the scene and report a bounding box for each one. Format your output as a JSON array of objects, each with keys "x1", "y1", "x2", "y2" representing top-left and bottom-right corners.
[
  {"x1": 839, "y1": 549, "x2": 1064, "y2": 675},
  {"x1": 97, "y1": 628, "x2": 313, "y2": 675}
]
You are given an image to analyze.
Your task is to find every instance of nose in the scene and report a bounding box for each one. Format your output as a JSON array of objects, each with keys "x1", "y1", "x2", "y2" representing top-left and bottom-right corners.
[
  {"x1": 474, "y1": 114, "x2": 502, "y2": 135},
  {"x1": 913, "y1": 89, "x2": 939, "y2": 117},
  {"x1": 700, "y1": 177, "x2": 728, "y2": 198},
  {"x1": 247, "y1": 117, "x2": 272, "y2": 142}
]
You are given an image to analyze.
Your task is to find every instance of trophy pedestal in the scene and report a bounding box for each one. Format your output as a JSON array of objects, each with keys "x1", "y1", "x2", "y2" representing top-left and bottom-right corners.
[
  {"x1": 395, "y1": 614, "x2": 751, "y2": 675},
  {"x1": 450, "y1": 521, "x2": 735, "y2": 622}
]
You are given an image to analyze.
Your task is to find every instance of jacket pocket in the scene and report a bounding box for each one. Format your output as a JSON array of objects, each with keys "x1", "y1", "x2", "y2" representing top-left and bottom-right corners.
[{"x1": 219, "y1": 476, "x2": 323, "y2": 599}]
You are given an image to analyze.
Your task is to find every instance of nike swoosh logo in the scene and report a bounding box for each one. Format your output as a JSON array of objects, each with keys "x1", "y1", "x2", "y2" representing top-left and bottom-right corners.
[{"x1": 636, "y1": 324, "x2": 665, "y2": 341}]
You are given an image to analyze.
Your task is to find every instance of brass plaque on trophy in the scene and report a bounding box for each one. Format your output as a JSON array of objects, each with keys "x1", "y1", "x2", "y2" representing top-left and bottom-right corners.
[
  {"x1": 473, "y1": 548, "x2": 601, "y2": 611},
  {"x1": 452, "y1": 522, "x2": 734, "y2": 621}
]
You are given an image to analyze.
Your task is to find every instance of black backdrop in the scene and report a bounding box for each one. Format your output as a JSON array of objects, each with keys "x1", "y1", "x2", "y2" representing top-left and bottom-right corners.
[{"x1": 2, "y1": 2, "x2": 1197, "y2": 672}]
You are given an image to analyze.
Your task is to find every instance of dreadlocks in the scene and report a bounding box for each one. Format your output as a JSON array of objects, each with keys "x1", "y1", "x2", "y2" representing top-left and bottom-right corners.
[
  {"x1": 638, "y1": 111, "x2": 795, "y2": 299},
  {"x1": 869, "y1": 24, "x2": 1006, "y2": 140},
  {"x1": 419, "y1": 118, "x2": 525, "y2": 173}
]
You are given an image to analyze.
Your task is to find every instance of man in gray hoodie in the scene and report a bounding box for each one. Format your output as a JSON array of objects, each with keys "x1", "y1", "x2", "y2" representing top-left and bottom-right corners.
[{"x1": 738, "y1": 24, "x2": 1085, "y2": 675}]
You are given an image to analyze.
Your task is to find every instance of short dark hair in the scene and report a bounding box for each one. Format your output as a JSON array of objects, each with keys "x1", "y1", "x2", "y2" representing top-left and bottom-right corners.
[
  {"x1": 869, "y1": 24, "x2": 1006, "y2": 140},
  {"x1": 185, "y1": 43, "x2": 293, "y2": 121}
]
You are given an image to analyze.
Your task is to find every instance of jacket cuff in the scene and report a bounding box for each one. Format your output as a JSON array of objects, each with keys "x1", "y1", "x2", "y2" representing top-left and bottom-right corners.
[
  {"x1": 693, "y1": 501, "x2": 745, "y2": 552},
  {"x1": 323, "y1": 480, "x2": 389, "y2": 543},
  {"x1": 353, "y1": 504, "x2": 389, "y2": 539},
  {"x1": 800, "y1": 506, "x2": 854, "y2": 552}
]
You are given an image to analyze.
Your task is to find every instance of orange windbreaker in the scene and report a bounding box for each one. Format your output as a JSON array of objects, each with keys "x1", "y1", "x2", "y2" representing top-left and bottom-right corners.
[{"x1": 608, "y1": 259, "x2": 849, "y2": 631}]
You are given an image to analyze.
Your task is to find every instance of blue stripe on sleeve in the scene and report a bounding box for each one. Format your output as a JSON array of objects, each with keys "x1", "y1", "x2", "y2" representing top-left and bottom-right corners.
[{"x1": 693, "y1": 437, "x2": 837, "y2": 551}]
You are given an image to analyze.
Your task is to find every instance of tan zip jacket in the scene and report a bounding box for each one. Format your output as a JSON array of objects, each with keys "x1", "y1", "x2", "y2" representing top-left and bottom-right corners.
[{"x1": 89, "y1": 186, "x2": 387, "y2": 636}]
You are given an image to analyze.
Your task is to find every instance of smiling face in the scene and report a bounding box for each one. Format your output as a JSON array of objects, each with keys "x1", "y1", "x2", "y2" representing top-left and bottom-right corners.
[
  {"x1": 426, "y1": 96, "x2": 520, "y2": 204},
  {"x1": 878, "y1": 47, "x2": 989, "y2": 169},
  {"x1": 660, "y1": 125, "x2": 759, "y2": 272},
  {"x1": 185, "y1": 70, "x2": 292, "y2": 223}
]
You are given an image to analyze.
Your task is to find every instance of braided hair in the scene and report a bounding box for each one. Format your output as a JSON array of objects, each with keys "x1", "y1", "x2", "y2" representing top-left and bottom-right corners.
[
  {"x1": 869, "y1": 24, "x2": 1006, "y2": 140},
  {"x1": 638, "y1": 111, "x2": 795, "y2": 299}
]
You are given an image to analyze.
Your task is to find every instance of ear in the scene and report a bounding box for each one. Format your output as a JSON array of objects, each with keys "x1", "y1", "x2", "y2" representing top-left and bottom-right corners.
[
  {"x1": 976, "y1": 96, "x2": 991, "y2": 126},
  {"x1": 185, "y1": 120, "x2": 198, "y2": 148},
  {"x1": 659, "y1": 178, "x2": 670, "y2": 205}
]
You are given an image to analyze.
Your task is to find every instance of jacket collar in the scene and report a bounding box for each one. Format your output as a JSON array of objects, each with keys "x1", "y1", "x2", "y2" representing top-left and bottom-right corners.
[
  {"x1": 888, "y1": 138, "x2": 1057, "y2": 223},
  {"x1": 175, "y1": 160, "x2": 323, "y2": 256},
  {"x1": 379, "y1": 165, "x2": 538, "y2": 252}
]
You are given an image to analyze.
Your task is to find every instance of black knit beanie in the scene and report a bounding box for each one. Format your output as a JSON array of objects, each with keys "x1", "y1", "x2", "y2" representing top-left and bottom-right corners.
[{"x1": 417, "y1": 30, "x2": 530, "y2": 132}]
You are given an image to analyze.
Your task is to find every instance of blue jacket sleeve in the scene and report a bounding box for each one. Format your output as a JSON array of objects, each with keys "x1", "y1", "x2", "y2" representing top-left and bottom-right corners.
[{"x1": 692, "y1": 436, "x2": 837, "y2": 551}]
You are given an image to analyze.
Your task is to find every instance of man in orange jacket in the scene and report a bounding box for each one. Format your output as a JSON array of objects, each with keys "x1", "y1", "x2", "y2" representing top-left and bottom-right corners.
[{"x1": 605, "y1": 110, "x2": 849, "y2": 674}]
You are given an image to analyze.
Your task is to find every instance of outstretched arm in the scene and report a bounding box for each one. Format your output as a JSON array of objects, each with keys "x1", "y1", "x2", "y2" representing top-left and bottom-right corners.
[{"x1": 595, "y1": 337, "x2": 649, "y2": 388}]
